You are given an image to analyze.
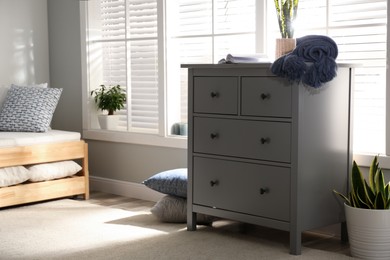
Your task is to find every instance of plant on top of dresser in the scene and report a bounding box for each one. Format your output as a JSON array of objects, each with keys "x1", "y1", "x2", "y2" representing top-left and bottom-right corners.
[
  {"x1": 274, "y1": 0, "x2": 299, "y2": 58},
  {"x1": 274, "y1": 0, "x2": 299, "y2": 39},
  {"x1": 333, "y1": 156, "x2": 390, "y2": 259},
  {"x1": 90, "y1": 84, "x2": 126, "y2": 130}
]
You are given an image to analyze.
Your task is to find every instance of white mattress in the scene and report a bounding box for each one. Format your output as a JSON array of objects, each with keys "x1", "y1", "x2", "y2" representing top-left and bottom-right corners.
[{"x1": 0, "y1": 130, "x2": 81, "y2": 148}]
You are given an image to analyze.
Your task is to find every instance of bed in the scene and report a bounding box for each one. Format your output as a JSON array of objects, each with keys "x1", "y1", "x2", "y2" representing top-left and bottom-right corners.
[
  {"x1": 0, "y1": 130, "x2": 89, "y2": 208},
  {"x1": 0, "y1": 84, "x2": 89, "y2": 208}
]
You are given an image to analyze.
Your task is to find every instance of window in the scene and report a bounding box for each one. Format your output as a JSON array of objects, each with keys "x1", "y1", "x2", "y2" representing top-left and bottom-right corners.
[
  {"x1": 84, "y1": 0, "x2": 159, "y2": 134},
  {"x1": 267, "y1": 0, "x2": 388, "y2": 156},
  {"x1": 82, "y1": 0, "x2": 259, "y2": 147}
]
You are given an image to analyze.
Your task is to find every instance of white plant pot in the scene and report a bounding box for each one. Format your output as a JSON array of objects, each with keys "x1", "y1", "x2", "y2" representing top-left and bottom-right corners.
[
  {"x1": 98, "y1": 115, "x2": 120, "y2": 130},
  {"x1": 345, "y1": 203, "x2": 390, "y2": 259}
]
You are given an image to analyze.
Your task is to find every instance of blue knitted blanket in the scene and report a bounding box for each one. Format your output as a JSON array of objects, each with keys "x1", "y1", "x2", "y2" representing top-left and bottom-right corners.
[{"x1": 271, "y1": 35, "x2": 338, "y2": 88}]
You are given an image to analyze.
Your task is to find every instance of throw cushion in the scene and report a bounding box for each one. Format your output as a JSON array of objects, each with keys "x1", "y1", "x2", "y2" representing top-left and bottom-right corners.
[
  {"x1": 0, "y1": 83, "x2": 48, "y2": 111},
  {"x1": 143, "y1": 168, "x2": 187, "y2": 198},
  {"x1": 151, "y1": 195, "x2": 214, "y2": 224},
  {"x1": 28, "y1": 161, "x2": 82, "y2": 182},
  {"x1": 0, "y1": 166, "x2": 30, "y2": 187},
  {"x1": 0, "y1": 85, "x2": 62, "y2": 132}
]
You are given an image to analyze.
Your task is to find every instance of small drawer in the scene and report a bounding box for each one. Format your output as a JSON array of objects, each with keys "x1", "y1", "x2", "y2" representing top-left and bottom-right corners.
[
  {"x1": 241, "y1": 77, "x2": 291, "y2": 117},
  {"x1": 194, "y1": 77, "x2": 238, "y2": 115},
  {"x1": 193, "y1": 157, "x2": 290, "y2": 221},
  {"x1": 194, "y1": 117, "x2": 291, "y2": 163}
]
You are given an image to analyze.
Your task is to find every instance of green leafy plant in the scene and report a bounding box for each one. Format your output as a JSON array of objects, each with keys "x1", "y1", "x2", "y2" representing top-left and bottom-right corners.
[
  {"x1": 274, "y1": 0, "x2": 299, "y2": 38},
  {"x1": 334, "y1": 156, "x2": 390, "y2": 209},
  {"x1": 90, "y1": 85, "x2": 126, "y2": 115}
]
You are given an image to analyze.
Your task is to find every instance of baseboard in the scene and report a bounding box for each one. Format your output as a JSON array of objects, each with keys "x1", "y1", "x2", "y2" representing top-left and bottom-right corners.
[{"x1": 89, "y1": 175, "x2": 164, "y2": 202}]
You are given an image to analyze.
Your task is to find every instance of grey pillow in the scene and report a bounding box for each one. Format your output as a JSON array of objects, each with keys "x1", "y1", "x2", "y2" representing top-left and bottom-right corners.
[
  {"x1": 151, "y1": 195, "x2": 214, "y2": 224},
  {"x1": 0, "y1": 86, "x2": 62, "y2": 132},
  {"x1": 143, "y1": 168, "x2": 187, "y2": 198}
]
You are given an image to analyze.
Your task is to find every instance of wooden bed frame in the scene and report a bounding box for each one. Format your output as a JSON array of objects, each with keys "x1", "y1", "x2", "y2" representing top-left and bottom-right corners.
[{"x1": 0, "y1": 140, "x2": 89, "y2": 208}]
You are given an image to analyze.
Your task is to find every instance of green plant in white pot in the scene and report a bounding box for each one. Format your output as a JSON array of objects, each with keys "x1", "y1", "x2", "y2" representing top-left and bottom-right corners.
[
  {"x1": 90, "y1": 84, "x2": 126, "y2": 130},
  {"x1": 334, "y1": 156, "x2": 390, "y2": 259},
  {"x1": 274, "y1": 0, "x2": 299, "y2": 58}
]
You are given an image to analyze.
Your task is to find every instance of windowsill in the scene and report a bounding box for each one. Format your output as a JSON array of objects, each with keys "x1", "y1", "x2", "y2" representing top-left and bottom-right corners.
[
  {"x1": 83, "y1": 130, "x2": 187, "y2": 149},
  {"x1": 353, "y1": 154, "x2": 390, "y2": 169}
]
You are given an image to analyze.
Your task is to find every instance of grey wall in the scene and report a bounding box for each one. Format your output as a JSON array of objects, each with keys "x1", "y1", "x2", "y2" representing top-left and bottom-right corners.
[
  {"x1": 47, "y1": 0, "x2": 82, "y2": 133},
  {"x1": 0, "y1": 0, "x2": 49, "y2": 86},
  {"x1": 47, "y1": 0, "x2": 187, "y2": 185}
]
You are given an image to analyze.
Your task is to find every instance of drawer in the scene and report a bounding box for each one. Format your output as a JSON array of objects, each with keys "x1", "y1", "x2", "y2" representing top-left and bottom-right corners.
[
  {"x1": 193, "y1": 157, "x2": 290, "y2": 221},
  {"x1": 241, "y1": 77, "x2": 291, "y2": 117},
  {"x1": 194, "y1": 77, "x2": 238, "y2": 115},
  {"x1": 194, "y1": 117, "x2": 291, "y2": 163}
]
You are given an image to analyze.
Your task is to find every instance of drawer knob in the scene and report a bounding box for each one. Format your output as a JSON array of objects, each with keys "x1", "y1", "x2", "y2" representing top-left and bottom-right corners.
[
  {"x1": 260, "y1": 188, "x2": 269, "y2": 195},
  {"x1": 210, "y1": 91, "x2": 219, "y2": 98},
  {"x1": 210, "y1": 133, "x2": 219, "y2": 139},
  {"x1": 260, "y1": 93, "x2": 271, "y2": 100},
  {"x1": 260, "y1": 137, "x2": 270, "y2": 144},
  {"x1": 210, "y1": 180, "x2": 219, "y2": 187}
]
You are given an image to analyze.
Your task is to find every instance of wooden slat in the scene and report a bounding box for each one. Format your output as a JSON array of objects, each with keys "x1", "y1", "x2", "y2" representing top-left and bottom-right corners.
[
  {"x1": 0, "y1": 141, "x2": 86, "y2": 168},
  {"x1": 0, "y1": 176, "x2": 86, "y2": 208}
]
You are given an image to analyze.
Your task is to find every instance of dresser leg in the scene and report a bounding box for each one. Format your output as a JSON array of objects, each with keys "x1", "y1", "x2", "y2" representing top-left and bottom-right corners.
[
  {"x1": 187, "y1": 212, "x2": 197, "y2": 231},
  {"x1": 289, "y1": 230, "x2": 302, "y2": 255}
]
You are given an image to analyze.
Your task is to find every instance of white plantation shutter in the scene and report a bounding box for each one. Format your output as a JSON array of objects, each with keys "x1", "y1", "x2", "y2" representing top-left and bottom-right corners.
[
  {"x1": 126, "y1": 0, "x2": 158, "y2": 132},
  {"x1": 87, "y1": 0, "x2": 159, "y2": 133},
  {"x1": 168, "y1": 0, "x2": 256, "y2": 124},
  {"x1": 281, "y1": 0, "x2": 387, "y2": 155}
]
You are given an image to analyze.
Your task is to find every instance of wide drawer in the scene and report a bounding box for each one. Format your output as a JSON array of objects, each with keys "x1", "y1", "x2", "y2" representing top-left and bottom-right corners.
[
  {"x1": 193, "y1": 117, "x2": 291, "y2": 163},
  {"x1": 193, "y1": 157, "x2": 290, "y2": 221},
  {"x1": 193, "y1": 76, "x2": 238, "y2": 115},
  {"x1": 241, "y1": 77, "x2": 291, "y2": 117}
]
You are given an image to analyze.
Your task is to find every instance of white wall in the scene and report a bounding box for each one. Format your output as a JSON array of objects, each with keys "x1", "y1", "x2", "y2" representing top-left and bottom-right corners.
[{"x1": 0, "y1": 0, "x2": 49, "y2": 86}]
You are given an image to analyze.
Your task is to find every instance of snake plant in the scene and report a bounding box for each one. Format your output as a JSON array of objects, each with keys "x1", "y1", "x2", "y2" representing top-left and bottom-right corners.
[
  {"x1": 274, "y1": 0, "x2": 299, "y2": 38},
  {"x1": 334, "y1": 156, "x2": 390, "y2": 209}
]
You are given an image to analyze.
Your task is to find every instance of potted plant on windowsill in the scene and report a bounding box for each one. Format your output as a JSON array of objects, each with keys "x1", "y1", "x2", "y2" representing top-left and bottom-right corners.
[
  {"x1": 274, "y1": 0, "x2": 299, "y2": 58},
  {"x1": 333, "y1": 156, "x2": 390, "y2": 259},
  {"x1": 90, "y1": 84, "x2": 126, "y2": 130}
]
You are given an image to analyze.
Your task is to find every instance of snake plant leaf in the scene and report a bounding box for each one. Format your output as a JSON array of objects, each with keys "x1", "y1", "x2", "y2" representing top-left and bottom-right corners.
[
  {"x1": 333, "y1": 189, "x2": 350, "y2": 205},
  {"x1": 375, "y1": 168, "x2": 386, "y2": 196},
  {"x1": 356, "y1": 188, "x2": 371, "y2": 209},
  {"x1": 364, "y1": 180, "x2": 375, "y2": 208},
  {"x1": 386, "y1": 183, "x2": 390, "y2": 200},
  {"x1": 351, "y1": 161, "x2": 368, "y2": 205},
  {"x1": 386, "y1": 184, "x2": 390, "y2": 209},
  {"x1": 369, "y1": 156, "x2": 379, "y2": 193},
  {"x1": 374, "y1": 191, "x2": 386, "y2": 209}
]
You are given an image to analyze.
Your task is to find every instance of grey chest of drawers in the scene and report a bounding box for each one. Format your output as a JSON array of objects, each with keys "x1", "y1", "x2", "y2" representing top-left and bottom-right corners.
[{"x1": 182, "y1": 63, "x2": 353, "y2": 255}]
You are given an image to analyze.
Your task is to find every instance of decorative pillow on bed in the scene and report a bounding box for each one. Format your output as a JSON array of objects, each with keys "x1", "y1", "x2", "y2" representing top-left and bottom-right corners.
[
  {"x1": 143, "y1": 168, "x2": 187, "y2": 198},
  {"x1": 0, "y1": 83, "x2": 48, "y2": 111},
  {"x1": 28, "y1": 161, "x2": 82, "y2": 182},
  {"x1": 151, "y1": 195, "x2": 214, "y2": 224},
  {"x1": 0, "y1": 166, "x2": 30, "y2": 187},
  {"x1": 0, "y1": 85, "x2": 61, "y2": 132}
]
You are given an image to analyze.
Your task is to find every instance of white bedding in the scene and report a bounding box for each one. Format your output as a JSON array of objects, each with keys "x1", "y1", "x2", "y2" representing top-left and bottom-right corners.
[{"x1": 0, "y1": 130, "x2": 81, "y2": 148}]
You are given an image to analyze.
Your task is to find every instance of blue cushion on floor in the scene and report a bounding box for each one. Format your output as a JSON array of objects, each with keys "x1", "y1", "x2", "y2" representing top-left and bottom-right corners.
[{"x1": 142, "y1": 168, "x2": 187, "y2": 198}]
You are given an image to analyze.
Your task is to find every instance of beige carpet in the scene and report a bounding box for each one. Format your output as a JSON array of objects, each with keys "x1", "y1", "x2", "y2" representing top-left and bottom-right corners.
[{"x1": 0, "y1": 199, "x2": 355, "y2": 260}]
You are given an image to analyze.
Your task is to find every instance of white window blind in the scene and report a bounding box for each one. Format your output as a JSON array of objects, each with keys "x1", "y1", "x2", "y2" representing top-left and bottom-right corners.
[
  {"x1": 268, "y1": 0, "x2": 387, "y2": 155},
  {"x1": 86, "y1": 0, "x2": 159, "y2": 133},
  {"x1": 166, "y1": 0, "x2": 256, "y2": 127}
]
